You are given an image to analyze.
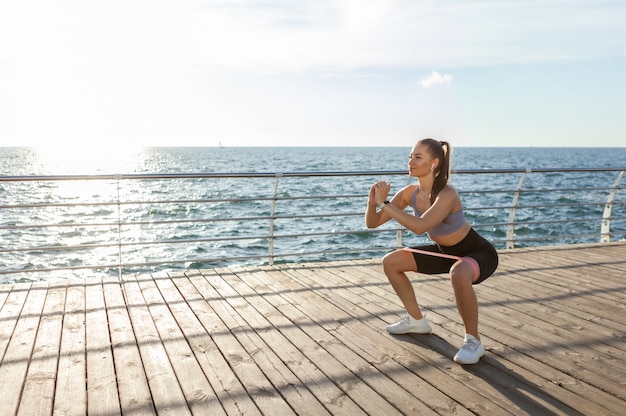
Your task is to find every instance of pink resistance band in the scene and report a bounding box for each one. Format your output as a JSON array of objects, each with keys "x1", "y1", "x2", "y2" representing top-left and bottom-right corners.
[{"x1": 403, "y1": 247, "x2": 480, "y2": 282}]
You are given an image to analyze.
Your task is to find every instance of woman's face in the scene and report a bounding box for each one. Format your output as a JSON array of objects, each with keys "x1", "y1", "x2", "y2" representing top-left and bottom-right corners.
[{"x1": 408, "y1": 143, "x2": 437, "y2": 177}]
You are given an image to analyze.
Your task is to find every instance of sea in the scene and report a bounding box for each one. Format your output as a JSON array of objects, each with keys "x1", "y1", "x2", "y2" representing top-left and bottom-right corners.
[{"x1": 1, "y1": 146, "x2": 625, "y2": 283}]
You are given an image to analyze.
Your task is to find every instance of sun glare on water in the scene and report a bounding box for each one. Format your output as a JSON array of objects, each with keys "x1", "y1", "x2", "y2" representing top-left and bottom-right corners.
[
  {"x1": 34, "y1": 143, "x2": 145, "y2": 175},
  {"x1": 25, "y1": 144, "x2": 149, "y2": 275}
]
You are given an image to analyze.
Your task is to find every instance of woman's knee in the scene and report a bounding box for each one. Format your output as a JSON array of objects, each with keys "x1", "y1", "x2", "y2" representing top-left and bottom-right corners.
[
  {"x1": 382, "y1": 250, "x2": 416, "y2": 274},
  {"x1": 449, "y1": 262, "x2": 474, "y2": 289}
]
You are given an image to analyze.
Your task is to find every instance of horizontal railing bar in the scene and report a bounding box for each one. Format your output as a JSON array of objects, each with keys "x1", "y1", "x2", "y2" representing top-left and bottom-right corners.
[
  {"x1": 1, "y1": 194, "x2": 370, "y2": 209},
  {"x1": 471, "y1": 217, "x2": 601, "y2": 229},
  {"x1": 0, "y1": 242, "x2": 122, "y2": 253},
  {"x1": 1, "y1": 202, "x2": 118, "y2": 209},
  {"x1": 0, "y1": 171, "x2": 407, "y2": 182},
  {"x1": 4, "y1": 222, "x2": 622, "y2": 255},
  {"x1": 107, "y1": 211, "x2": 369, "y2": 226},
  {"x1": 7, "y1": 205, "x2": 620, "y2": 231},
  {"x1": 516, "y1": 202, "x2": 607, "y2": 210},
  {"x1": 1, "y1": 195, "x2": 356, "y2": 210},
  {"x1": 0, "y1": 264, "x2": 121, "y2": 276},
  {"x1": 0, "y1": 222, "x2": 118, "y2": 231},
  {"x1": 496, "y1": 232, "x2": 606, "y2": 243},
  {"x1": 467, "y1": 201, "x2": 612, "y2": 212},
  {"x1": 4, "y1": 188, "x2": 623, "y2": 211},
  {"x1": 461, "y1": 188, "x2": 614, "y2": 197},
  {"x1": 2, "y1": 166, "x2": 625, "y2": 183},
  {"x1": 0, "y1": 211, "x2": 370, "y2": 231},
  {"x1": 4, "y1": 203, "x2": 621, "y2": 232},
  {"x1": 514, "y1": 188, "x2": 618, "y2": 194},
  {"x1": 4, "y1": 190, "x2": 623, "y2": 212},
  {"x1": 459, "y1": 186, "x2": 619, "y2": 194},
  {"x1": 1, "y1": 227, "x2": 405, "y2": 254},
  {"x1": 0, "y1": 235, "x2": 273, "y2": 253},
  {"x1": 4, "y1": 180, "x2": 622, "y2": 211},
  {"x1": 250, "y1": 247, "x2": 395, "y2": 260},
  {"x1": 0, "y1": 246, "x2": 398, "y2": 276}
]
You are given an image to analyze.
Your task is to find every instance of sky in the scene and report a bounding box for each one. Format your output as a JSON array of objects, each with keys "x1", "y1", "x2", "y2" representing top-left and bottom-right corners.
[{"x1": 0, "y1": 0, "x2": 625, "y2": 148}]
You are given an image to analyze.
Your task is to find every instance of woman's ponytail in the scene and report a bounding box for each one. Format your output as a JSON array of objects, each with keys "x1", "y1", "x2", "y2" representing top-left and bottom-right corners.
[{"x1": 417, "y1": 138, "x2": 451, "y2": 204}]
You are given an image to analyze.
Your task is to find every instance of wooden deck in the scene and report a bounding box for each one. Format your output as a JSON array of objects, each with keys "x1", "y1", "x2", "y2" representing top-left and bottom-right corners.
[{"x1": 1, "y1": 242, "x2": 625, "y2": 416}]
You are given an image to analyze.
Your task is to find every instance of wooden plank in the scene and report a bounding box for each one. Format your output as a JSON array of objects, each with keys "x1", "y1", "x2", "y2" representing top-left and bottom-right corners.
[
  {"x1": 85, "y1": 277, "x2": 121, "y2": 415},
  {"x1": 18, "y1": 280, "x2": 66, "y2": 416},
  {"x1": 211, "y1": 268, "x2": 344, "y2": 416},
  {"x1": 171, "y1": 271, "x2": 263, "y2": 416},
  {"x1": 221, "y1": 267, "x2": 365, "y2": 414},
  {"x1": 0, "y1": 282, "x2": 11, "y2": 311},
  {"x1": 0, "y1": 282, "x2": 47, "y2": 415},
  {"x1": 121, "y1": 273, "x2": 192, "y2": 416},
  {"x1": 0, "y1": 284, "x2": 28, "y2": 365},
  {"x1": 139, "y1": 272, "x2": 227, "y2": 416},
  {"x1": 187, "y1": 271, "x2": 296, "y2": 415},
  {"x1": 54, "y1": 280, "x2": 87, "y2": 416},
  {"x1": 102, "y1": 276, "x2": 156, "y2": 415}
]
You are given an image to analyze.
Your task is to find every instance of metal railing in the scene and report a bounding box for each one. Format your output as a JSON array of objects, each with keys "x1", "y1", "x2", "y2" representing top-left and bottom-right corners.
[{"x1": 1, "y1": 167, "x2": 624, "y2": 282}]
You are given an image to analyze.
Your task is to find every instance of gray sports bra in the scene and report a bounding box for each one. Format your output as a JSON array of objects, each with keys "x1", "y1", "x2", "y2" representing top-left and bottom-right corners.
[{"x1": 411, "y1": 186, "x2": 467, "y2": 237}]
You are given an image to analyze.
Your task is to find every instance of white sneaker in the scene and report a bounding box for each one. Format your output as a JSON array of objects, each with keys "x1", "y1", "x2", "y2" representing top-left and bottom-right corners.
[
  {"x1": 386, "y1": 314, "x2": 432, "y2": 334},
  {"x1": 454, "y1": 334, "x2": 485, "y2": 364}
]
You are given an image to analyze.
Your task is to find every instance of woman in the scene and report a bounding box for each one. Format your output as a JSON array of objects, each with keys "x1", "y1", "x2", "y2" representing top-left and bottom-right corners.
[{"x1": 365, "y1": 138, "x2": 498, "y2": 364}]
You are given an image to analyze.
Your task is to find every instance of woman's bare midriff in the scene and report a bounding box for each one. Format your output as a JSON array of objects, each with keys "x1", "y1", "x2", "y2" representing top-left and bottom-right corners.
[{"x1": 428, "y1": 222, "x2": 471, "y2": 247}]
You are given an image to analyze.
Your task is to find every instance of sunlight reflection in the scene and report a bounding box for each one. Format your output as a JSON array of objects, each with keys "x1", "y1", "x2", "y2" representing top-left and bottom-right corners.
[
  {"x1": 27, "y1": 143, "x2": 148, "y2": 277},
  {"x1": 34, "y1": 143, "x2": 145, "y2": 175}
]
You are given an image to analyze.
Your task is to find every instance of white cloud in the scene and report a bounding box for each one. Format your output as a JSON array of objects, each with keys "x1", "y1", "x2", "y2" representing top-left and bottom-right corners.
[{"x1": 419, "y1": 71, "x2": 453, "y2": 88}]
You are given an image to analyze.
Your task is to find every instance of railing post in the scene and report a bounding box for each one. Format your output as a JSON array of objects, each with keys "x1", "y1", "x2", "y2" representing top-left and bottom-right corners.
[
  {"x1": 601, "y1": 169, "x2": 625, "y2": 243},
  {"x1": 395, "y1": 174, "x2": 414, "y2": 248},
  {"x1": 268, "y1": 173, "x2": 283, "y2": 265},
  {"x1": 506, "y1": 169, "x2": 529, "y2": 249},
  {"x1": 114, "y1": 174, "x2": 123, "y2": 281}
]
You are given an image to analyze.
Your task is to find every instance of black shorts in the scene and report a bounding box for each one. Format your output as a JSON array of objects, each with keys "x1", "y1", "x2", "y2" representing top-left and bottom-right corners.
[{"x1": 409, "y1": 228, "x2": 498, "y2": 284}]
